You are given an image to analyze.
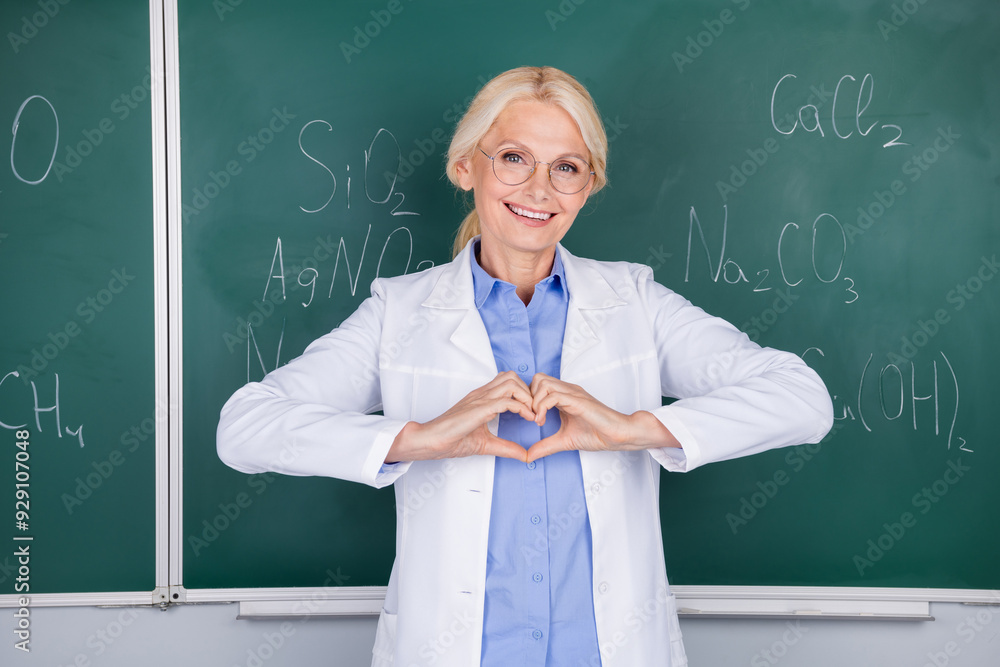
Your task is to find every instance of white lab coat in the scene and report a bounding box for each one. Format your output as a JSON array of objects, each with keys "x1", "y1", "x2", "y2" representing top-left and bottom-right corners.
[{"x1": 217, "y1": 239, "x2": 834, "y2": 667}]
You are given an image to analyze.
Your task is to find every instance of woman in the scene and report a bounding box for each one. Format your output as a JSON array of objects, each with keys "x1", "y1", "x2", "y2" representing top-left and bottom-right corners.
[{"x1": 217, "y1": 66, "x2": 834, "y2": 667}]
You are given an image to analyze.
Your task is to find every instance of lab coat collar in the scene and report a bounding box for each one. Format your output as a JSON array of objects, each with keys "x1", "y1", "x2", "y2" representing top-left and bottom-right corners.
[
  {"x1": 419, "y1": 236, "x2": 630, "y2": 375},
  {"x1": 421, "y1": 236, "x2": 628, "y2": 310}
]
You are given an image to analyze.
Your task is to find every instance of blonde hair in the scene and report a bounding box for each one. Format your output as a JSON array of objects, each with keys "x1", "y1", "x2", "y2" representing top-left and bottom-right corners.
[{"x1": 446, "y1": 66, "x2": 608, "y2": 258}]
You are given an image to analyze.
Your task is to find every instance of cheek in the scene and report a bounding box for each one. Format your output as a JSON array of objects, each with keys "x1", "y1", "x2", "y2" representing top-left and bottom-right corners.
[
  {"x1": 559, "y1": 194, "x2": 588, "y2": 218},
  {"x1": 474, "y1": 180, "x2": 512, "y2": 211}
]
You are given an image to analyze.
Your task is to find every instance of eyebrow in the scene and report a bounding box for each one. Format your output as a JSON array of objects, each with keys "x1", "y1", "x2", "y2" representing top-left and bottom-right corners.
[{"x1": 493, "y1": 138, "x2": 590, "y2": 164}]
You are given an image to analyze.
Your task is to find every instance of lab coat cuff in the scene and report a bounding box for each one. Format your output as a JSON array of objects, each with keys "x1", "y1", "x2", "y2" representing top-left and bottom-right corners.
[
  {"x1": 366, "y1": 420, "x2": 411, "y2": 488},
  {"x1": 647, "y1": 407, "x2": 703, "y2": 472}
]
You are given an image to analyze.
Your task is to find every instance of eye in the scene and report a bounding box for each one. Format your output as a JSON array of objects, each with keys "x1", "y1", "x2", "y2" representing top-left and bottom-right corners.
[
  {"x1": 552, "y1": 159, "x2": 581, "y2": 174},
  {"x1": 499, "y1": 149, "x2": 530, "y2": 166}
]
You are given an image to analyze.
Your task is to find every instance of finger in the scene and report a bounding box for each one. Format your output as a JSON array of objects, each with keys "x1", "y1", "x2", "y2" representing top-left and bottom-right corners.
[
  {"x1": 529, "y1": 374, "x2": 564, "y2": 423},
  {"x1": 532, "y1": 387, "x2": 580, "y2": 423},
  {"x1": 529, "y1": 372, "x2": 558, "y2": 399},
  {"x1": 496, "y1": 397, "x2": 538, "y2": 424},
  {"x1": 481, "y1": 434, "x2": 528, "y2": 462},
  {"x1": 531, "y1": 373, "x2": 591, "y2": 425},
  {"x1": 525, "y1": 432, "x2": 571, "y2": 463},
  {"x1": 493, "y1": 370, "x2": 533, "y2": 395},
  {"x1": 490, "y1": 373, "x2": 535, "y2": 411}
]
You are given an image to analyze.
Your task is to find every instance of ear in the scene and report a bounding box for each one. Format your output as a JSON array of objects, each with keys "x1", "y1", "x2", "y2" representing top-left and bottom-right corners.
[{"x1": 454, "y1": 157, "x2": 475, "y2": 191}]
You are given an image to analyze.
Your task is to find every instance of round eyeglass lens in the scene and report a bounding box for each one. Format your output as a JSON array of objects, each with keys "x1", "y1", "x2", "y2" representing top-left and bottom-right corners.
[{"x1": 491, "y1": 147, "x2": 592, "y2": 194}]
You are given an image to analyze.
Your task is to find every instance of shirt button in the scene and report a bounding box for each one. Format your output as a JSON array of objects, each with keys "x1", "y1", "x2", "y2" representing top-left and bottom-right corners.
[
  {"x1": 526, "y1": 461, "x2": 536, "y2": 470},
  {"x1": 517, "y1": 363, "x2": 528, "y2": 373},
  {"x1": 532, "y1": 572, "x2": 543, "y2": 583},
  {"x1": 531, "y1": 629, "x2": 543, "y2": 640},
  {"x1": 599, "y1": 582, "x2": 610, "y2": 594},
  {"x1": 530, "y1": 514, "x2": 541, "y2": 525}
]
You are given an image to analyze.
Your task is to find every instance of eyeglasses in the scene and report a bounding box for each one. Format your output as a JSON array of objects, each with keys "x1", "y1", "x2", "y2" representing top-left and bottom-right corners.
[{"x1": 478, "y1": 146, "x2": 594, "y2": 195}]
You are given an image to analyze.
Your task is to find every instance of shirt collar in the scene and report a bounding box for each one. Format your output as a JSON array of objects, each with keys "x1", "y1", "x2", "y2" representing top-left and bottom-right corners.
[{"x1": 470, "y1": 238, "x2": 566, "y2": 309}]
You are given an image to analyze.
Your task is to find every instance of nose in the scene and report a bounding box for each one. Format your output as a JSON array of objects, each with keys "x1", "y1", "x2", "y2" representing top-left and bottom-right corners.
[{"x1": 523, "y1": 163, "x2": 553, "y2": 199}]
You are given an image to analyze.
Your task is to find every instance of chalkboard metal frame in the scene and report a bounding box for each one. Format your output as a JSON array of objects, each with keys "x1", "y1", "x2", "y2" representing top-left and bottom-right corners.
[
  {"x1": 164, "y1": 0, "x2": 1000, "y2": 615},
  {"x1": 0, "y1": 0, "x2": 172, "y2": 611},
  {"x1": 184, "y1": 585, "x2": 1000, "y2": 620},
  {"x1": 155, "y1": 0, "x2": 178, "y2": 610},
  {"x1": 5, "y1": 0, "x2": 999, "y2": 614}
]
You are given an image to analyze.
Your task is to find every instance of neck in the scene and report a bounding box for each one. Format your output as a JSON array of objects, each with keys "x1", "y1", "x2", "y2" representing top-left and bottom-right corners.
[{"x1": 477, "y1": 239, "x2": 556, "y2": 306}]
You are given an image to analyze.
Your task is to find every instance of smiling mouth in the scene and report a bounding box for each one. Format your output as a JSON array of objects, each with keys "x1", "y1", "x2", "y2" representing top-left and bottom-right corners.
[{"x1": 505, "y1": 203, "x2": 554, "y2": 221}]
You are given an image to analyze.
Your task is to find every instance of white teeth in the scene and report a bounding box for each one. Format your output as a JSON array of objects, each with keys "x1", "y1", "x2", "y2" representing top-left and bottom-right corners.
[{"x1": 507, "y1": 204, "x2": 553, "y2": 221}]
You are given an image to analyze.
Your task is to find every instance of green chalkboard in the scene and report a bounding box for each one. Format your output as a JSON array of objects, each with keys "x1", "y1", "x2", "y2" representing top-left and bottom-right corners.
[
  {"x1": 179, "y1": 0, "x2": 1000, "y2": 592},
  {"x1": 0, "y1": 1, "x2": 155, "y2": 594}
]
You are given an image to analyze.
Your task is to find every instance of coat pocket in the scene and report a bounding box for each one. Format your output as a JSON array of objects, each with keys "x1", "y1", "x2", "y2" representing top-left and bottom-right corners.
[{"x1": 371, "y1": 609, "x2": 397, "y2": 665}]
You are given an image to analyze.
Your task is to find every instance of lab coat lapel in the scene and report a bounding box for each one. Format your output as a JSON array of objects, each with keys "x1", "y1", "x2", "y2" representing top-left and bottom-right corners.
[
  {"x1": 558, "y1": 244, "x2": 628, "y2": 377},
  {"x1": 420, "y1": 241, "x2": 497, "y2": 377}
]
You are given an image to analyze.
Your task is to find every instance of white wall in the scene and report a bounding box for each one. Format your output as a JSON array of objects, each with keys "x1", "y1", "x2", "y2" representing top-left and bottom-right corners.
[{"x1": 3, "y1": 601, "x2": 998, "y2": 666}]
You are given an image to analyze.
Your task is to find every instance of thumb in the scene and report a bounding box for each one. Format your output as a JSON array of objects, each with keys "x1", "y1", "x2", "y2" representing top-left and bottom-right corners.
[
  {"x1": 480, "y1": 433, "x2": 528, "y2": 462},
  {"x1": 525, "y1": 431, "x2": 572, "y2": 463}
]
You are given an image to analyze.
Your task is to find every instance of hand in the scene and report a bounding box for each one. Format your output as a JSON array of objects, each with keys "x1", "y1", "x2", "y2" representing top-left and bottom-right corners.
[
  {"x1": 385, "y1": 371, "x2": 534, "y2": 463},
  {"x1": 524, "y1": 374, "x2": 680, "y2": 463}
]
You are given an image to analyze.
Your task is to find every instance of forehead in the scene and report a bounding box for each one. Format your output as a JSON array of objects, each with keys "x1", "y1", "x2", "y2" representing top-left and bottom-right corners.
[{"x1": 484, "y1": 100, "x2": 588, "y2": 157}]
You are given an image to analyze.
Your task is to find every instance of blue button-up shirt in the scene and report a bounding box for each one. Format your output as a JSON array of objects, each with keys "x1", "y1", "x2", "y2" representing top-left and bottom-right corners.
[{"x1": 471, "y1": 243, "x2": 601, "y2": 667}]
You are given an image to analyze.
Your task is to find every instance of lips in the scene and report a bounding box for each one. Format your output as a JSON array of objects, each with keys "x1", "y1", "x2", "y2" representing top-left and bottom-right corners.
[{"x1": 505, "y1": 202, "x2": 554, "y2": 221}]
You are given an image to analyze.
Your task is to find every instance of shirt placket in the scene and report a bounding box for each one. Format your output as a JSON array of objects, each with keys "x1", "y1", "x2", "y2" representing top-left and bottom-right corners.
[{"x1": 503, "y1": 289, "x2": 552, "y2": 658}]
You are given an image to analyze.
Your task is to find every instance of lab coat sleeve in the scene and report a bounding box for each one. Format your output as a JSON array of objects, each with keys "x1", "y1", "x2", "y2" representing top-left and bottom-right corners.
[
  {"x1": 216, "y1": 279, "x2": 411, "y2": 488},
  {"x1": 635, "y1": 266, "x2": 834, "y2": 473}
]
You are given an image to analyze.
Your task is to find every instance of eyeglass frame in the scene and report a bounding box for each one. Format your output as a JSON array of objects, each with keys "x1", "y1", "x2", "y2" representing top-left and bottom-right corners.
[{"x1": 477, "y1": 145, "x2": 595, "y2": 195}]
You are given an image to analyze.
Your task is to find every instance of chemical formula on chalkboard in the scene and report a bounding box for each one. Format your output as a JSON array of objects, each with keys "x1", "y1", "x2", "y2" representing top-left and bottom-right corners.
[
  {"x1": 224, "y1": 125, "x2": 440, "y2": 379},
  {"x1": 684, "y1": 205, "x2": 859, "y2": 305},
  {"x1": 0, "y1": 372, "x2": 86, "y2": 448},
  {"x1": 770, "y1": 73, "x2": 908, "y2": 148},
  {"x1": 806, "y1": 348, "x2": 968, "y2": 454}
]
